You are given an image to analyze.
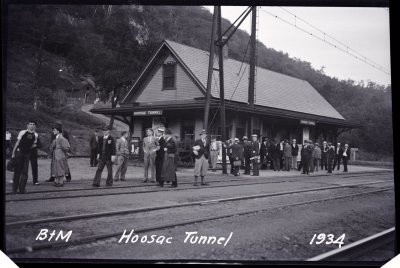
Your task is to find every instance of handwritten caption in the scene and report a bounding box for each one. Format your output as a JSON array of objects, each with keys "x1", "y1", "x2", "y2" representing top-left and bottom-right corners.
[
  {"x1": 35, "y1": 229, "x2": 233, "y2": 247},
  {"x1": 310, "y1": 233, "x2": 345, "y2": 248}
]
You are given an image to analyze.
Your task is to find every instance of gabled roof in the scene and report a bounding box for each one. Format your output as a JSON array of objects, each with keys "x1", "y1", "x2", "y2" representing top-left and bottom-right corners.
[{"x1": 165, "y1": 40, "x2": 345, "y2": 120}]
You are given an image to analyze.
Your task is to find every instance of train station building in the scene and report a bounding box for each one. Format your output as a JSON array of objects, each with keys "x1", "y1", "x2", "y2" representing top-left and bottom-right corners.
[{"x1": 91, "y1": 40, "x2": 356, "y2": 146}]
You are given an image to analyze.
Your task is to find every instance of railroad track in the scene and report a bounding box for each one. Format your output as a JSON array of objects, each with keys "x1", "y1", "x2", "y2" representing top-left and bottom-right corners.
[
  {"x1": 5, "y1": 169, "x2": 392, "y2": 196},
  {"x1": 6, "y1": 183, "x2": 393, "y2": 254},
  {"x1": 307, "y1": 227, "x2": 395, "y2": 261},
  {"x1": 5, "y1": 171, "x2": 393, "y2": 203},
  {"x1": 6, "y1": 180, "x2": 392, "y2": 227}
]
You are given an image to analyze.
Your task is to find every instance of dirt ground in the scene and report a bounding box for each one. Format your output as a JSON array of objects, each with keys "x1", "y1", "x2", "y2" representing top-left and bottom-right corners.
[{"x1": 5, "y1": 158, "x2": 395, "y2": 264}]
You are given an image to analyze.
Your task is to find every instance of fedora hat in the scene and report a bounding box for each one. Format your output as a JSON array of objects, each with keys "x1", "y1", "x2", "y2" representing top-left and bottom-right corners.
[{"x1": 199, "y1": 129, "x2": 207, "y2": 135}]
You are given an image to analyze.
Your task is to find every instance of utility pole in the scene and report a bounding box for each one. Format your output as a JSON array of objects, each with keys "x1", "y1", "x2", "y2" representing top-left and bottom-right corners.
[
  {"x1": 203, "y1": 6, "x2": 217, "y2": 131},
  {"x1": 217, "y1": 6, "x2": 227, "y2": 174},
  {"x1": 248, "y1": 6, "x2": 257, "y2": 135}
]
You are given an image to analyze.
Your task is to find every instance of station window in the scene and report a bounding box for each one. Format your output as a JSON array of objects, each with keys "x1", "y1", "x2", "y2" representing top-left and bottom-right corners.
[{"x1": 162, "y1": 62, "x2": 176, "y2": 90}]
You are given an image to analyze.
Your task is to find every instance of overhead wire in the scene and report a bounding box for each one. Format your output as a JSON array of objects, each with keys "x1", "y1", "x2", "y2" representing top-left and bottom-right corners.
[
  {"x1": 259, "y1": 7, "x2": 390, "y2": 76},
  {"x1": 279, "y1": 7, "x2": 390, "y2": 75}
]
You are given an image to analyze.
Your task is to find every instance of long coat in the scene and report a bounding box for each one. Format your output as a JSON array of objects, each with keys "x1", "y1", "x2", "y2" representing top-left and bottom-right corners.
[
  {"x1": 312, "y1": 146, "x2": 322, "y2": 159},
  {"x1": 260, "y1": 142, "x2": 268, "y2": 158},
  {"x1": 283, "y1": 143, "x2": 292, "y2": 157},
  {"x1": 250, "y1": 141, "x2": 260, "y2": 158},
  {"x1": 50, "y1": 135, "x2": 70, "y2": 177},
  {"x1": 327, "y1": 147, "x2": 335, "y2": 162},
  {"x1": 161, "y1": 137, "x2": 177, "y2": 182},
  {"x1": 243, "y1": 141, "x2": 252, "y2": 158},
  {"x1": 230, "y1": 143, "x2": 244, "y2": 161},
  {"x1": 269, "y1": 143, "x2": 280, "y2": 159}
]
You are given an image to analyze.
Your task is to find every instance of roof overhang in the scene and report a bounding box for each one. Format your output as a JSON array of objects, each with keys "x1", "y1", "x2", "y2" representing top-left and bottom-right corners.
[{"x1": 90, "y1": 98, "x2": 360, "y2": 129}]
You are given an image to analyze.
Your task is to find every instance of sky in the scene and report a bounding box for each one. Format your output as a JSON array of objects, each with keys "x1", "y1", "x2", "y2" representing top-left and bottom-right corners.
[{"x1": 204, "y1": 6, "x2": 391, "y2": 87}]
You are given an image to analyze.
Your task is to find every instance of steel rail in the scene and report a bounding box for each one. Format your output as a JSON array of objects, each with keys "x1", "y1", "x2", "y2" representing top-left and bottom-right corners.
[
  {"x1": 6, "y1": 180, "x2": 392, "y2": 227},
  {"x1": 5, "y1": 170, "x2": 393, "y2": 197},
  {"x1": 6, "y1": 187, "x2": 393, "y2": 255},
  {"x1": 307, "y1": 227, "x2": 395, "y2": 261},
  {"x1": 6, "y1": 171, "x2": 393, "y2": 203}
]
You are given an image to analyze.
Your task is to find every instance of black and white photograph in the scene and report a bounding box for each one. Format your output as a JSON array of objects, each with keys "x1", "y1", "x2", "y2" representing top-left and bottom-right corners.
[{"x1": 2, "y1": 1, "x2": 396, "y2": 266}]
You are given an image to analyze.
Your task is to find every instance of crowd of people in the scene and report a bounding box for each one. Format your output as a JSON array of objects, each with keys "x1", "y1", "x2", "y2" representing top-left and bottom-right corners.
[
  {"x1": 7, "y1": 119, "x2": 352, "y2": 194},
  {"x1": 223, "y1": 137, "x2": 351, "y2": 176}
]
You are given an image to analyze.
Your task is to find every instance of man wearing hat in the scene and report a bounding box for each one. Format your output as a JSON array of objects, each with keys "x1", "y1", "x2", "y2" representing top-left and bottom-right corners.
[
  {"x1": 270, "y1": 139, "x2": 280, "y2": 171},
  {"x1": 242, "y1": 136, "x2": 252, "y2": 175},
  {"x1": 46, "y1": 120, "x2": 72, "y2": 182},
  {"x1": 308, "y1": 142, "x2": 315, "y2": 173},
  {"x1": 192, "y1": 129, "x2": 210, "y2": 186},
  {"x1": 341, "y1": 143, "x2": 351, "y2": 172},
  {"x1": 312, "y1": 143, "x2": 322, "y2": 172},
  {"x1": 114, "y1": 131, "x2": 130, "y2": 181},
  {"x1": 283, "y1": 139, "x2": 292, "y2": 171},
  {"x1": 291, "y1": 139, "x2": 299, "y2": 170},
  {"x1": 300, "y1": 140, "x2": 312, "y2": 175},
  {"x1": 229, "y1": 138, "x2": 244, "y2": 176},
  {"x1": 92, "y1": 126, "x2": 116, "y2": 187},
  {"x1": 327, "y1": 142, "x2": 335, "y2": 173},
  {"x1": 155, "y1": 127, "x2": 166, "y2": 185},
  {"x1": 321, "y1": 141, "x2": 329, "y2": 170},
  {"x1": 250, "y1": 134, "x2": 260, "y2": 176},
  {"x1": 332, "y1": 142, "x2": 344, "y2": 171},
  {"x1": 143, "y1": 128, "x2": 158, "y2": 183},
  {"x1": 227, "y1": 139, "x2": 234, "y2": 174}
]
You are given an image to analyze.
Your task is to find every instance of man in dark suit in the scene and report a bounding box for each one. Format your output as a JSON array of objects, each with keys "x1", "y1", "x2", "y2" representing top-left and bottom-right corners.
[
  {"x1": 260, "y1": 137, "x2": 269, "y2": 170},
  {"x1": 327, "y1": 142, "x2": 335, "y2": 173},
  {"x1": 92, "y1": 126, "x2": 116, "y2": 187},
  {"x1": 291, "y1": 139, "x2": 299, "y2": 170},
  {"x1": 45, "y1": 121, "x2": 72, "y2": 182},
  {"x1": 321, "y1": 141, "x2": 329, "y2": 170},
  {"x1": 30, "y1": 123, "x2": 42, "y2": 185},
  {"x1": 155, "y1": 127, "x2": 166, "y2": 186},
  {"x1": 242, "y1": 136, "x2": 252, "y2": 175},
  {"x1": 89, "y1": 129, "x2": 99, "y2": 167},
  {"x1": 278, "y1": 140, "x2": 284, "y2": 170},
  {"x1": 192, "y1": 129, "x2": 210, "y2": 186},
  {"x1": 270, "y1": 139, "x2": 280, "y2": 171},
  {"x1": 300, "y1": 140, "x2": 312, "y2": 175},
  {"x1": 332, "y1": 142, "x2": 344, "y2": 171},
  {"x1": 250, "y1": 134, "x2": 260, "y2": 176},
  {"x1": 229, "y1": 138, "x2": 244, "y2": 176},
  {"x1": 341, "y1": 144, "x2": 351, "y2": 172},
  {"x1": 227, "y1": 139, "x2": 234, "y2": 174}
]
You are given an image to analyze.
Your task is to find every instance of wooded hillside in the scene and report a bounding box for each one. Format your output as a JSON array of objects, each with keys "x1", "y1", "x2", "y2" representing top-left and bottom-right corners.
[{"x1": 5, "y1": 5, "x2": 393, "y2": 156}]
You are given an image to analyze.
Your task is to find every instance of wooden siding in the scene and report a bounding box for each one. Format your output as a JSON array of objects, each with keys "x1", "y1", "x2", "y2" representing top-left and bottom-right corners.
[{"x1": 136, "y1": 55, "x2": 204, "y2": 103}]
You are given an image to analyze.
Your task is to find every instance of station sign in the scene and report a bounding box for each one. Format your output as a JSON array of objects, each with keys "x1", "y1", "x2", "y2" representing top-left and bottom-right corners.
[
  {"x1": 133, "y1": 110, "x2": 163, "y2": 116},
  {"x1": 300, "y1": 119, "x2": 316, "y2": 126}
]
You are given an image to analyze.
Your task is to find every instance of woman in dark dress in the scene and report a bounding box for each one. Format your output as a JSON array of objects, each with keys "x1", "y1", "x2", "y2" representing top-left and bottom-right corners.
[{"x1": 160, "y1": 129, "x2": 177, "y2": 188}]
